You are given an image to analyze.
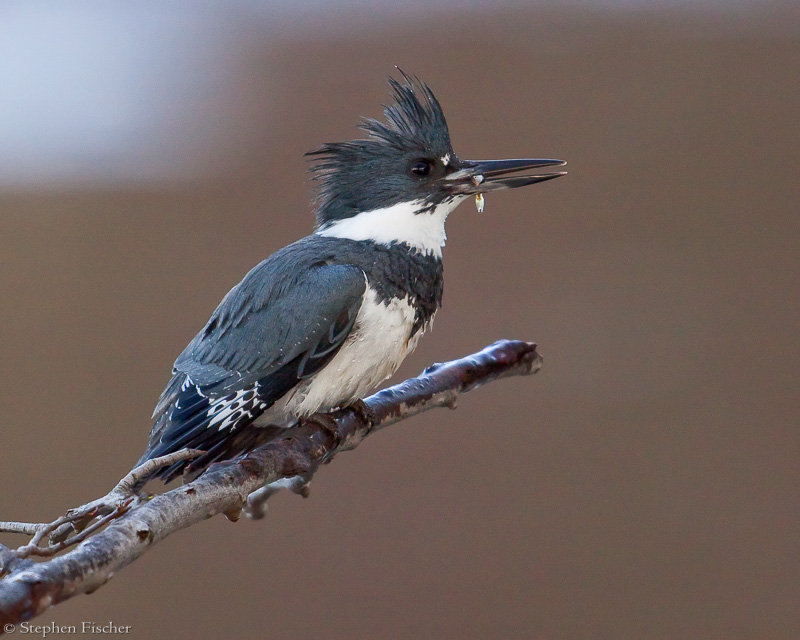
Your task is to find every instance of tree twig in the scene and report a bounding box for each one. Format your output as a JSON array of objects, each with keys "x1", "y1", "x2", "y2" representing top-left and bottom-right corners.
[
  {"x1": 0, "y1": 523, "x2": 46, "y2": 537},
  {"x1": 0, "y1": 339, "x2": 542, "y2": 626}
]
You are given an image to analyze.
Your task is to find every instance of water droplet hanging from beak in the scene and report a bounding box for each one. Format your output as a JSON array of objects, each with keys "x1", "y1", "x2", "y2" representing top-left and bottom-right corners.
[{"x1": 475, "y1": 193, "x2": 485, "y2": 213}]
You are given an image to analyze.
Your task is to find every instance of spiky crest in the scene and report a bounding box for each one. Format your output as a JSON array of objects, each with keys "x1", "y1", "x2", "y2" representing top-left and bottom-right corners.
[{"x1": 305, "y1": 71, "x2": 454, "y2": 226}]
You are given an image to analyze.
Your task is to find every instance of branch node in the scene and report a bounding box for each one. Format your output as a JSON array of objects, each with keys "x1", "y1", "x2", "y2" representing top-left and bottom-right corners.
[
  {"x1": 136, "y1": 529, "x2": 153, "y2": 544},
  {"x1": 223, "y1": 507, "x2": 243, "y2": 523},
  {"x1": 292, "y1": 481, "x2": 311, "y2": 499}
]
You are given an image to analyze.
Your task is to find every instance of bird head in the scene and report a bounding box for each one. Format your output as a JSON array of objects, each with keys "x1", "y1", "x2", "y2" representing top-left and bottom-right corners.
[{"x1": 307, "y1": 71, "x2": 565, "y2": 251}]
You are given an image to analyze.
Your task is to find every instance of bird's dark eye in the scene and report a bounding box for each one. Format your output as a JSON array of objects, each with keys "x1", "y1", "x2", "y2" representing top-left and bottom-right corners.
[{"x1": 410, "y1": 159, "x2": 434, "y2": 177}]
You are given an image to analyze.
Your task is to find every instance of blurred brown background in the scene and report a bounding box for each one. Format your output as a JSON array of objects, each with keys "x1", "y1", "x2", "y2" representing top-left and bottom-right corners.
[{"x1": 1, "y1": 2, "x2": 798, "y2": 638}]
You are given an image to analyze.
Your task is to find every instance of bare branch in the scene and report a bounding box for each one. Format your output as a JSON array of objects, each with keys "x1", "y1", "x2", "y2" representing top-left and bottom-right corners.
[
  {"x1": 0, "y1": 523, "x2": 47, "y2": 537},
  {"x1": 17, "y1": 501, "x2": 134, "y2": 560},
  {"x1": 114, "y1": 449, "x2": 207, "y2": 496},
  {"x1": 0, "y1": 339, "x2": 541, "y2": 626}
]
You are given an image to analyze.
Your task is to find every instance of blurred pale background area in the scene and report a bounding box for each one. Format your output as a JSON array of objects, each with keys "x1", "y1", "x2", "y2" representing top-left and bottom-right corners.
[{"x1": 1, "y1": 1, "x2": 798, "y2": 638}]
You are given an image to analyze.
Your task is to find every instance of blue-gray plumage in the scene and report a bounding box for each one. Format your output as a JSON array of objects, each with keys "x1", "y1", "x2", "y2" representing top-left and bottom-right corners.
[{"x1": 135, "y1": 71, "x2": 566, "y2": 483}]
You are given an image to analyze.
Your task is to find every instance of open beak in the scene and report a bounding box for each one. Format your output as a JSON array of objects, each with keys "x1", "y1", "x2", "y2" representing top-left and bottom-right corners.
[{"x1": 444, "y1": 158, "x2": 567, "y2": 195}]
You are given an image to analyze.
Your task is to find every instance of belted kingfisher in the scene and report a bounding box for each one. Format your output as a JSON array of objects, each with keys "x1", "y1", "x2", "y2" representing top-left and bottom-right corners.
[{"x1": 136, "y1": 72, "x2": 565, "y2": 484}]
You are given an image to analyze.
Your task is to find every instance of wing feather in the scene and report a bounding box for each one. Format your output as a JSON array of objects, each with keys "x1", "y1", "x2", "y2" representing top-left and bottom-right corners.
[{"x1": 138, "y1": 256, "x2": 366, "y2": 481}]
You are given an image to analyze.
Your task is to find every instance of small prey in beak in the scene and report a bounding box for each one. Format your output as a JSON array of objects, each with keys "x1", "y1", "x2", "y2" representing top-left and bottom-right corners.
[
  {"x1": 443, "y1": 157, "x2": 565, "y2": 214},
  {"x1": 445, "y1": 157, "x2": 566, "y2": 198}
]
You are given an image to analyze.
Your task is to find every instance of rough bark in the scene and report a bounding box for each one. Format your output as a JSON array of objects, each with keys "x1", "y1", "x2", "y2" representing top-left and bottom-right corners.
[{"x1": 0, "y1": 339, "x2": 541, "y2": 626}]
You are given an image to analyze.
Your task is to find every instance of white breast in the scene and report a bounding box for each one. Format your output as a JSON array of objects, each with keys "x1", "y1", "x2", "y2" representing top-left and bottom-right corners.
[
  {"x1": 316, "y1": 196, "x2": 467, "y2": 257},
  {"x1": 284, "y1": 286, "x2": 426, "y2": 417}
]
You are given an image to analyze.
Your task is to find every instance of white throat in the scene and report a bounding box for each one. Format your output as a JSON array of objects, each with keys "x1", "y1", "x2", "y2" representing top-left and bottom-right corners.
[{"x1": 315, "y1": 197, "x2": 465, "y2": 257}]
